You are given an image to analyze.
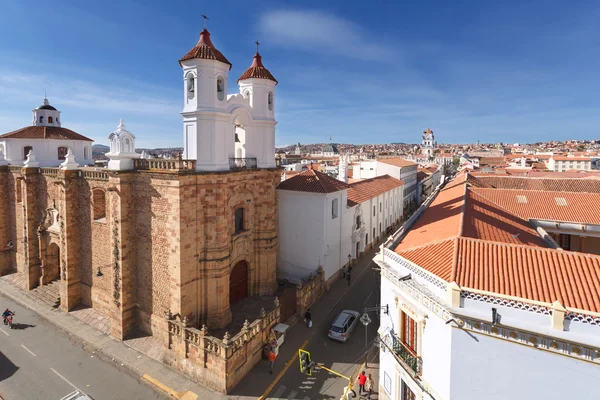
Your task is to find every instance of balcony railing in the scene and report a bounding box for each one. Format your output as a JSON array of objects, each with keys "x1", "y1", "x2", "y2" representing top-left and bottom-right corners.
[
  {"x1": 391, "y1": 334, "x2": 423, "y2": 376},
  {"x1": 229, "y1": 157, "x2": 257, "y2": 170}
]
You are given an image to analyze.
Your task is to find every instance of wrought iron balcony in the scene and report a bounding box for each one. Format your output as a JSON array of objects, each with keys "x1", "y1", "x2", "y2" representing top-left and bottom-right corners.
[
  {"x1": 229, "y1": 157, "x2": 257, "y2": 170},
  {"x1": 391, "y1": 334, "x2": 423, "y2": 376}
]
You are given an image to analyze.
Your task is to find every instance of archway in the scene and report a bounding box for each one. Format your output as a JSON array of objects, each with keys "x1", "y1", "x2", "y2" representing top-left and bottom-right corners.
[
  {"x1": 44, "y1": 243, "x2": 60, "y2": 282},
  {"x1": 229, "y1": 260, "x2": 249, "y2": 306}
]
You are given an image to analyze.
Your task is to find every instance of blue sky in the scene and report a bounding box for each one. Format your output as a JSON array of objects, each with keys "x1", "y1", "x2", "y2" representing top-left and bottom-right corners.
[{"x1": 1, "y1": 1, "x2": 600, "y2": 148}]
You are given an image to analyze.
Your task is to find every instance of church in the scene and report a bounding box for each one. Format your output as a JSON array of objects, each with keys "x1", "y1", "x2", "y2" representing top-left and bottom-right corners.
[{"x1": 0, "y1": 25, "x2": 280, "y2": 392}]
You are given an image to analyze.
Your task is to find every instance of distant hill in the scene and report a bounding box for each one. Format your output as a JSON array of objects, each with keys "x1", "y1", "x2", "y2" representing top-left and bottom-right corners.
[
  {"x1": 92, "y1": 144, "x2": 184, "y2": 161},
  {"x1": 92, "y1": 144, "x2": 110, "y2": 160}
]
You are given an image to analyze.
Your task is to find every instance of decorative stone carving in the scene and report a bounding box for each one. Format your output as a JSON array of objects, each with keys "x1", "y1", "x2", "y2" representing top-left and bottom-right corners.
[
  {"x1": 164, "y1": 309, "x2": 172, "y2": 320},
  {"x1": 274, "y1": 297, "x2": 280, "y2": 307},
  {"x1": 242, "y1": 319, "x2": 249, "y2": 332},
  {"x1": 260, "y1": 307, "x2": 266, "y2": 318},
  {"x1": 23, "y1": 149, "x2": 40, "y2": 168},
  {"x1": 0, "y1": 147, "x2": 7, "y2": 166},
  {"x1": 223, "y1": 331, "x2": 231, "y2": 346},
  {"x1": 200, "y1": 324, "x2": 208, "y2": 336},
  {"x1": 182, "y1": 316, "x2": 188, "y2": 328},
  {"x1": 60, "y1": 148, "x2": 79, "y2": 170}
]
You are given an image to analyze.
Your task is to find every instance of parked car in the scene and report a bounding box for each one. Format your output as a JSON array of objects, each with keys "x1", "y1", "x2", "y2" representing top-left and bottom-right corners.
[{"x1": 328, "y1": 310, "x2": 360, "y2": 342}]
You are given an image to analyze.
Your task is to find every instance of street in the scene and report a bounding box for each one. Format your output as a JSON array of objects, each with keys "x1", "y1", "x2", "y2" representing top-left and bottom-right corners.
[
  {"x1": 0, "y1": 294, "x2": 166, "y2": 400},
  {"x1": 231, "y1": 245, "x2": 382, "y2": 400}
]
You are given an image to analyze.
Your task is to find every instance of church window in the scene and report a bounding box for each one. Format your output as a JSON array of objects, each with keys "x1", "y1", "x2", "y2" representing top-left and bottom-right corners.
[
  {"x1": 235, "y1": 207, "x2": 244, "y2": 233},
  {"x1": 48, "y1": 116, "x2": 53, "y2": 124},
  {"x1": 373, "y1": 227, "x2": 376, "y2": 239},
  {"x1": 92, "y1": 189, "x2": 106, "y2": 221},
  {"x1": 57, "y1": 147, "x2": 68, "y2": 160},
  {"x1": 267, "y1": 91, "x2": 273, "y2": 111},
  {"x1": 380, "y1": 202, "x2": 382, "y2": 212},
  {"x1": 23, "y1": 146, "x2": 33, "y2": 160},
  {"x1": 373, "y1": 205, "x2": 375, "y2": 217},
  {"x1": 84, "y1": 147, "x2": 89, "y2": 160},
  {"x1": 39, "y1": 116, "x2": 44, "y2": 124},
  {"x1": 332, "y1": 198, "x2": 339, "y2": 219},
  {"x1": 217, "y1": 77, "x2": 225, "y2": 101},
  {"x1": 365, "y1": 233, "x2": 368, "y2": 244},
  {"x1": 125, "y1": 138, "x2": 131, "y2": 152},
  {"x1": 356, "y1": 215, "x2": 361, "y2": 229}
]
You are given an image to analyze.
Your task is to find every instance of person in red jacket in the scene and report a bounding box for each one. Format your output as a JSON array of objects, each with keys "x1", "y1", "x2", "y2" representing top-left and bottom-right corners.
[
  {"x1": 358, "y1": 371, "x2": 367, "y2": 395},
  {"x1": 268, "y1": 351, "x2": 277, "y2": 375}
]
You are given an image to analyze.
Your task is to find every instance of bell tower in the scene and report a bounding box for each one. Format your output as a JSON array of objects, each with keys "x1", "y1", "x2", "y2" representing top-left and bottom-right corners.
[{"x1": 180, "y1": 19, "x2": 233, "y2": 171}]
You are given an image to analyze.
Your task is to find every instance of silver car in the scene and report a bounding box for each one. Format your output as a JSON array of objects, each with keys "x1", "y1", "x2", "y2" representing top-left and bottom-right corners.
[{"x1": 328, "y1": 310, "x2": 360, "y2": 342}]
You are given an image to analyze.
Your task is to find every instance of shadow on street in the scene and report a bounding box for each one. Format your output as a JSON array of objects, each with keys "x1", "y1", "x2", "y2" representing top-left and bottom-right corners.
[
  {"x1": 7, "y1": 323, "x2": 36, "y2": 330},
  {"x1": 0, "y1": 351, "x2": 19, "y2": 382}
]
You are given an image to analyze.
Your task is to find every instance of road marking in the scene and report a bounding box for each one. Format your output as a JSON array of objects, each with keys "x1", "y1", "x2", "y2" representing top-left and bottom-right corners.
[
  {"x1": 141, "y1": 374, "x2": 198, "y2": 400},
  {"x1": 286, "y1": 390, "x2": 297, "y2": 399},
  {"x1": 0, "y1": 327, "x2": 9, "y2": 336},
  {"x1": 258, "y1": 339, "x2": 309, "y2": 400},
  {"x1": 21, "y1": 344, "x2": 36, "y2": 356},
  {"x1": 51, "y1": 367, "x2": 80, "y2": 391},
  {"x1": 271, "y1": 385, "x2": 286, "y2": 398}
]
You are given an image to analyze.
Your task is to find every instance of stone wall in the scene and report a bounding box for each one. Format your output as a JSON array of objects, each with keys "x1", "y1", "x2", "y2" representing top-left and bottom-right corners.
[
  {"x1": 163, "y1": 301, "x2": 280, "y2": 393},
  {"x1": 296, "y1": 266, "x2": 325, "y2": 318}
]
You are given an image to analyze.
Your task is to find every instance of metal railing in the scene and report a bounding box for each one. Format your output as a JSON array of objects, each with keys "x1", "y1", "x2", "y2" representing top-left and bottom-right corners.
[
  {"x1": 391, "y1": 334, "x2": 423, "y2": 376},
  {"x1": 229, "y1": 157, "x2": 257, "y2": 170}
]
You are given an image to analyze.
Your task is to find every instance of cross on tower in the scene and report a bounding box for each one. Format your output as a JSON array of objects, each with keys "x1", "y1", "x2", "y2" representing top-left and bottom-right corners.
[
  {"x1": 201, "y1": 13, "x2": 209, "y2": 29},
  {"x1": 255, "y1": 40, "x2": 260, "y2": 53}
]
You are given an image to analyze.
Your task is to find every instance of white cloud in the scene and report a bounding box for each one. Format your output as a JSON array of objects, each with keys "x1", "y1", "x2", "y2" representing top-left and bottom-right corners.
[{"x1": 259, "y1": 10, "x2": 395, "y2": 60}]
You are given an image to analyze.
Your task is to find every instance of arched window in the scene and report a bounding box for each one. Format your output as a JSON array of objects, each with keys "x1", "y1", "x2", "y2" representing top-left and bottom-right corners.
[
  {"x1": 187, "y1": 74, "x2": 195, "y2": 100},
  {"x1": 0, "y1": 143, "x2": 4, "y2": 156},
  {"x1": 92, "y1": 189, "x2": 106, "y2": 221},
  {"x1": 56, "y1": 118, "x2": 59, "y2": 124},
  {"x1": 39, "y1": 116, "x2": 44, "y2": 124},
  {"x1": 57, "y1": 147, "x2": 68, "y2": 160},
  {"x1": 48, "y1": 116, "x2": 53, "y2": 124},
  {"x1": 332, "y1": 198, "x2": 339, "y2": 219},
  {"x1": 234, "y1": 207, "x2": 244, "y2": 233},
  {"x1": 267, "y1": 91, "x2": 273, "y2": 111},
  {"x1": 125, "y1": 138, "x2": 130, "y2": 152},
  {"x1": 23, "y1": 146, "x2": 33, "y2": 160},
  {"x1": 243, "y1": 90, "x2": 250, "y2": 99},
  {"x1": 84, "y1": 147, "x2": 89, "y2": 160},
  {"x1": 356, "y1": 215, "x2": 361, "y2": 229},
  {"x1": 217, "y1": 77, "x2": 224, "y2": 101}
]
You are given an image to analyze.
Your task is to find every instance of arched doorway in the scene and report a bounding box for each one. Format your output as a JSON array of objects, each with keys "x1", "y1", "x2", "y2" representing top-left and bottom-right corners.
[
  {"x1": 229, "y1": 260, "x2": 249, "y2": 306},
  {"x1": 44, "y1": 243, "x2": 60, "y2": 282}
]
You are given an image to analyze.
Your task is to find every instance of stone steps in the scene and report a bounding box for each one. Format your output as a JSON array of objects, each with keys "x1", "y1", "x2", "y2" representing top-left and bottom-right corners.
[{"x1": 30, "y1": 281, "x2": 60, "y2": 308}]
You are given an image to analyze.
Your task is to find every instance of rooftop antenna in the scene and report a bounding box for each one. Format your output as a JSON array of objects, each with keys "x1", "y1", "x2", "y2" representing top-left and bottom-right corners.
[
  {"x1": 201, "y1": 13, "x2": 209, "y2": 29},
  {"x1": 255, "y1": 40, "x2": 260, "y2": 54}
]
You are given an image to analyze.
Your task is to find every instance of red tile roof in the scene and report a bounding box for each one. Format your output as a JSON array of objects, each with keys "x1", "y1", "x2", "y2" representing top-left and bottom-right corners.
[
  {"x1": 347, "y1": 175, "x2": 404, "y2": 206},
  {"x1": 0, "y1": 126, "x2": 93, "y2": 141},
  {"x1": 551, "y1": 156, "x2": 591, "y2": 161},
  {"x1": 237, "y1": 53, "x2": 277, "y2": 84},
  {"x1": 394, "y1": 172, "x2": 600, "y2": 313},
  {"x1": 179, "y1": 29, "x2": 232, "y2": 69},
  {"x1": 473, "y1": 176, "x2": 600, "y2": 193},
  {"x1": 377, "y1": 158, "x2": 417, "y2": 168},
  {"x1": 276, "y1": 169, "x2": 349, "y2": 193}
]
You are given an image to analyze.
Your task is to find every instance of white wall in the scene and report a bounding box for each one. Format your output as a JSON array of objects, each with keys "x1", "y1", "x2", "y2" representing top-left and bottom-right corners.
[
  {"x1": 355, "y1": 161, "x2": 377, "y2": 179},
  {"x1": 450, "y1": 328, "x2": 600, "y2": 400},
  {"x1": 0, "y1": 138, "x2": 93, "y2": 167}
]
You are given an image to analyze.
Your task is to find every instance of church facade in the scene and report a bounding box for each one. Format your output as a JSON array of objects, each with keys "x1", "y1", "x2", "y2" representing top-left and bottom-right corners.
[{"x1": 0, "y1": 26, "x2": 281, "y2": 391}]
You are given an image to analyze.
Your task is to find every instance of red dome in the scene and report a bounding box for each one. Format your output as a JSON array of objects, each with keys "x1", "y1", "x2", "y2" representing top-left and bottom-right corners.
[
  {"x1": 237, "y1": 53, "x2": 277, "y2": 84},
  {"x1": 179, "y1": 29, "x2": 232, "y2": 69}
]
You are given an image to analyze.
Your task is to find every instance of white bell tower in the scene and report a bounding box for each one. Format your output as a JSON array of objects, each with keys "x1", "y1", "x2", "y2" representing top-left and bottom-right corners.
[
  {"x1": 237, "y1": 41, "x2": 278, "y2": 169},
  {"x1": 180, "y1": 19, "x2": 233, "y2": 171}
]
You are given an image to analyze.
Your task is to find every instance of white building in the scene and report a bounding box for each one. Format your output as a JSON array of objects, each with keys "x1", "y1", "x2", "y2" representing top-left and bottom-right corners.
[
  {"x1": 0, "y1": 98, "x2": 94, "y2": 167},
  {"x1": 180, "y1": 28, "x2": 277, "y2": 171},
  {"x1": 376, "y1": 172, "x2": 600, "y2": 400},
  {"x1": 421, "y1": 128, "x2": 435, "y2": 158},
  {"x1": 354, "y1": 158, "x2": 418, "y2": 210},
  {"x1": 546, "y1": 156, "x2": 592, "y2": 172},
  {"x1": 277, "y1": 169, "x2": 404, "y2": 283}
]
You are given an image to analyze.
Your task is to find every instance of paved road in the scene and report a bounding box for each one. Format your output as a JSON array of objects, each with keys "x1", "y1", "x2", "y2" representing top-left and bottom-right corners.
[
  {"x1": 231, "y1": 245, "x2": 382, "y2": 399},
  {"x1": 0, "y1": 294, "x2": 166, "y2": 400}
]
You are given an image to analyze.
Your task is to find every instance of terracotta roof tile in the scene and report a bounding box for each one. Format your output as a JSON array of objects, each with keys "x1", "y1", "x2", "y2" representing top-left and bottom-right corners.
[
  {"x1": 347, "y1": 175, "x2": 404, "y2": 206},
  {"x1": 237, "y1": 53, "x2": 277, "y2": 84},
  {"x1": 276, "y1": 169, "x2": 349, "y2": 194},
  {"x1": 0, "y1": 126, "x2": 93, "y2": 141},
  {"x1": 474, "y1": 176, "x2": 600, "y2": 193},
  {"x1": 551, "y1": 156, "x2": 591, "y2": 161},
  {"x1": 179, "y1": 29, "x2": 232, "y2": 69}
]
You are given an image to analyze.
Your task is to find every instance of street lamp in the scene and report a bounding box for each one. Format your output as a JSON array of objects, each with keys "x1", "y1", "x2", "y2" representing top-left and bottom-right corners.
[{"x1": 360, "y1": 312, "x2": 372, "y2": 367}]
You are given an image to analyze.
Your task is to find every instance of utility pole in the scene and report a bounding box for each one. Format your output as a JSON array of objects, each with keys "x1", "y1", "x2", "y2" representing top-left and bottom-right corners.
[{"x1": 360, "y1": 312, "x2": 372, "y2": 367}]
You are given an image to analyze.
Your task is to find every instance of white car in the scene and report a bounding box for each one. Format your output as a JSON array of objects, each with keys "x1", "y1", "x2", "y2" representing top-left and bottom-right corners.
[{"x1": 328, "y1": 310, "x2": 360, "y2": 342}]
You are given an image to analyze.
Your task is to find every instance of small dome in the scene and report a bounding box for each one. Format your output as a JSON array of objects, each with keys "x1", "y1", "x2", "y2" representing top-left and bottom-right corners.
[
  {"x1": 237, "y1": 53, "x2": 277, "y2": 84},
  {"x1": 179, "y1": 29, "x2": 232, "y2": 69},
  {"x1": 36, "y1": 97, "x2": 57, "y2": 111}
]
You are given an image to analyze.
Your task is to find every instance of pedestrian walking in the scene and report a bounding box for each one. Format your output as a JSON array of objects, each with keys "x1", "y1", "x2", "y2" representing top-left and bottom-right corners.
[
  {"x1": 358, "y1": 371, "x2": 367, "y2": 395},
  {"x1": 268, "y1": 351, "x2": 276, "y2": 374},
  {"x1": 347, "y1": 271, "x2": 352, "y2": 286},
  {"x1": 304, "y1": 308, "x2": 312, "y2": 328},
  {"x1": 365, "y1": 373, "x2": 374, "y2": 399},
  {"x1": 341, "y1": 265, "x2": 347, "y2": 278}
]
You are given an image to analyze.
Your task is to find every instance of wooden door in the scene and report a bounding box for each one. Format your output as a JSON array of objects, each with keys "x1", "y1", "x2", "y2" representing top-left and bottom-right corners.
[{"x1": 230, "y1": 261, "x2": 249, "y2": 305}]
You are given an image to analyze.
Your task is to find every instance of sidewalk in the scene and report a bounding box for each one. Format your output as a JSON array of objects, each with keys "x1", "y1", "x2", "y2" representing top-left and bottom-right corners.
[{"x1": 0, "y1": 276, "x2": 227, "y2": 400}]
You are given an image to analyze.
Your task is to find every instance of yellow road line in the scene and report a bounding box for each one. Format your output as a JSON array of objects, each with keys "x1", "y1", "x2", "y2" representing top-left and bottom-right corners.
[
  {"x1": 258, "y1": 339, "x2": 309, "y2": 400},
  {"x1": 141, "y1": 374, "x2": 198, "y2": 400}
]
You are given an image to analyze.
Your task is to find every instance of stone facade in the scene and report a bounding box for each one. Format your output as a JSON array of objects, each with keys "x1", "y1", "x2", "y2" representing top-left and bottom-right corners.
[{"x1": 0, "y1": 164, "x2": 279, "y2": 341}]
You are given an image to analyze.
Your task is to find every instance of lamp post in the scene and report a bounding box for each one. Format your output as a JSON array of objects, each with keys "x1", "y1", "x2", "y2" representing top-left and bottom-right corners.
[{"x1": 360, "y1": 312, "x2": 372, "y2": 367}]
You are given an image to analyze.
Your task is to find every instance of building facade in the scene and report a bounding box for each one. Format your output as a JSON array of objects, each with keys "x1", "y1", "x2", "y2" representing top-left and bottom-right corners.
[
  {"x1": 376, "y1": 172, "x2": 600, "y2": 400},
  {"x1": 546, "y1": 156, "x2": 592, "y2": 172},
  {"x1": 421, "y1": 128, "x2": 435, "y2": 158}
]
